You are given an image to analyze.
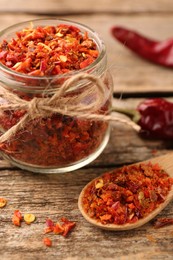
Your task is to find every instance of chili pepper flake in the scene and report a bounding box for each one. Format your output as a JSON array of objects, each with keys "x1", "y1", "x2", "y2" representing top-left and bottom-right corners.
[
  {"x1": 53, "y1": 223, "x2": 64, "y2": 234},
  {"x1": 0, "y1": 198, "x2": 7, "y2": 208},
  {"x1": 153, "y1": 217, "x2": 173, "y2": 229},
  {"x1": 81, "y1": 163, "x2": 173, "y2": 225},
  {"x1": 95, "y1": 178, "x2": 104, "y2": 189},
  {"x1": 43, "y1": 237, "x2": 52, "y2": 247},
  {"x1": 44, "y1": 218, "x2": 55, "y2": 234},
  {"x1": 61, "y1": 217, "x2": 76, "y2": 237},
  {"x1": 146, "y1": 234, "x2": 157, "y2": 243},
  {"x1": 12, "y1": 210, "x2": 22, "y2": 227},
  {"x1": 24, "y1": 213, "x2": 36, "y2": 225},
  {"x1": 46, "y1": 218, "x2": 54, "y2": 228},
  {"x1": 44, "y1": 217, "x2": 76, "y2": 237}
]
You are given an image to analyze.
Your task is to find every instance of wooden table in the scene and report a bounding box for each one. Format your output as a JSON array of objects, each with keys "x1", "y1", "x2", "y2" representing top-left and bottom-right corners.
[{"x1": 0, "y1": 1, "x2": 173, "y2": 259}]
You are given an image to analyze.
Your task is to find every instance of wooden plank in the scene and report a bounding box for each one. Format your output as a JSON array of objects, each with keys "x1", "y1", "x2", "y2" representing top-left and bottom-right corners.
[
  {"x1": 0, "y1": 7, "x2": 172, "y2": 260},
  {"x1": 0, "y1": 13, "x2": 173, "y2": 95},
  {"x1": 0, "y1": 167, "x2": 172, "y2": 260},
  {"x1": 0, "y1": 0, "x2": 173, "y2": 14}
]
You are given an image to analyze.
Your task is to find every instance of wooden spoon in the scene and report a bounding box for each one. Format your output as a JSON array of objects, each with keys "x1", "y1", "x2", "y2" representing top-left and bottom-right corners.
[{"x1": 78, "y1": 153, "x2": 173, "y2": 231}]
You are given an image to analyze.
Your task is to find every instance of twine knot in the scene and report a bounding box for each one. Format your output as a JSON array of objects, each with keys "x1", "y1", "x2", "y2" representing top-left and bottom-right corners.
[
  {"x1": 0, "y1": 72, "x2": 140, "y2": 143},
  {"x1": 27, "y1": 97, "x2": 43, "y2": 119}
]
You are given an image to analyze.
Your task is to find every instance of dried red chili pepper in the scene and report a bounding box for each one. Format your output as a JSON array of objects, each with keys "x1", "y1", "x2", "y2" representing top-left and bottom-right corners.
[
  {"x1": 0, "y1": 198, "x2": 7, "y2": 208},
  {"x1": 44, "y1": 218, "x2": 55, "y2": 234},
  {"x1": 53, "y1": 223, "x2": 64, "y2": 235},
  {"x1": 112, "y1": 98, "x2": 173, "y2": 140},
  {"x1": 153, "y1": 217, "x2": 173, "y2": 228},
  {"x1": 81, "y1": 163, "x2": 173, "y2": 225},
  {"x1": 111, "y1": 26, "x2": 173, "y2": 67}
]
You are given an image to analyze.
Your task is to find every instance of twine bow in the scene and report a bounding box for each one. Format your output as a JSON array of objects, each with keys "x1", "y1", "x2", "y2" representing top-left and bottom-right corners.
[{"x1": 0, "y1": 73, "x2": 140, "y2": 143}]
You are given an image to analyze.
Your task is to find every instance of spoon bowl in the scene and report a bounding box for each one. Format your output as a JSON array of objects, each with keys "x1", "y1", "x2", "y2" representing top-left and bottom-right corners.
[{"x1": 78, "y1": 153, "x2": 173, "y2": 231}]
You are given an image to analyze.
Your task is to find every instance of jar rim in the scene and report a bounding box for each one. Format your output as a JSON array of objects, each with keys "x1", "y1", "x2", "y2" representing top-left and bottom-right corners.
[{"x1": 0, "y1": 18, "x2": 106, "y2": 80}]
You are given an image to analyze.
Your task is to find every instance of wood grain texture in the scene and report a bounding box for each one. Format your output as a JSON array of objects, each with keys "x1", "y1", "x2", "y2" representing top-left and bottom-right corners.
[
  {"x1": 0, "y1": 14, "x2": 173, "y2": 95},
  {"x1": 0, "y1": 3, "x2": 173, "y2": 259},
  {"x1": 0, "y1": 99, "x2": 172, "y2": 259},
  {"x1": 0, "y1": 167, "x2": 172, "y2": 260},
  {"x1": 0, "y1": 0, "x2": 173, "y2": 14}
]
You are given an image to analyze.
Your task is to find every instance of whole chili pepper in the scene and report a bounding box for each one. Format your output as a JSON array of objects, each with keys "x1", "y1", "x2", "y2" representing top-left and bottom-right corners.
[
  {"x1": 111, "y1": 26, "x2": 173, "y2": 68},
  {"x1": 112, "y1": 98, "x2": 173, "y2": 140}
]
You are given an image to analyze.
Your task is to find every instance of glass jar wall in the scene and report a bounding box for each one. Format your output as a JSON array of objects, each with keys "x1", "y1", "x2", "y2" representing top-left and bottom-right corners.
[{"x1": 0, "y1": 18, "x2": 113, "y2": 173}]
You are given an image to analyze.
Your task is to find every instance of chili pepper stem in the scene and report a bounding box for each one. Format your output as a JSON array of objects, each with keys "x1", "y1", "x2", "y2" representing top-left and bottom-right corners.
[{"x1": 111, "y1": 107, "x2": 140, "y2": 123}]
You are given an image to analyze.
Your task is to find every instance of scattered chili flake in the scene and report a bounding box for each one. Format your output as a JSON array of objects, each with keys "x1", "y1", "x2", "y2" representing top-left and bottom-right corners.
[
  {"x1": 44, "y1": 218, "x2": 55, "y2": 233},
  {"x1": 61, "y1": 217, "x2": 76, "y2": 237},
  {"x1": 12, "y1": 210, "x2": 22, "y2": 227},
  {"x1": 24, "y1": 213, "x2": 36, "y2": 225},
  {"x1": 0, "y1": 198, "x2": 7, "y2": 208},
  {"x1": 53, "y1": 222, "x2": 64, "y2": 235},
  {"x1": 153, "y1": 217, "x2": 173, "y2": 229},
  {"x1": 81, "y1": 163, "x2": 173, "y2": 225},
  {"x1": 44, "y1": 217, "x2": 76, "y2": 237},
  {"x1": 146, "y1": 234, "x2": 157, "y2": 243},
  {"x1": 43, "y1": 237, "x2": 52, "y2": 247},
  {"x1": 0, "y1": 24, "x2": 99, "y2": 76}
]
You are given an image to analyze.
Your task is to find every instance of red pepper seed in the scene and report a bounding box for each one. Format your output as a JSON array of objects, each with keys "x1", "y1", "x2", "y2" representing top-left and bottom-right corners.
[
  {"x1": 12, "y1": 210, "x2": 22, "y2": 227},
  {"x1": 44, "y1": 217, "x2": 76, "y2": 237},
  {"x1": 137, "y1": 98, "x2": 173, "y2": 140}
]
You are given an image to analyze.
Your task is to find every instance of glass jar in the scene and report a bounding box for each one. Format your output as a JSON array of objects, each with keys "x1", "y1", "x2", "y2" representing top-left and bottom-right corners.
[{"x1": 0, "y1": 18, "x2": 113, "y2": 173}]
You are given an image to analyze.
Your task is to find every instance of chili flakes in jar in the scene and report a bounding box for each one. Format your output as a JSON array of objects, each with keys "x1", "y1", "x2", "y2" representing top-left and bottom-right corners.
[
  {"x1": 0, "y1": 23, "x2": 99, "y2": 76},
  {"x1": 0, "y1": 19, "x2": 112, "y2": 173}
]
